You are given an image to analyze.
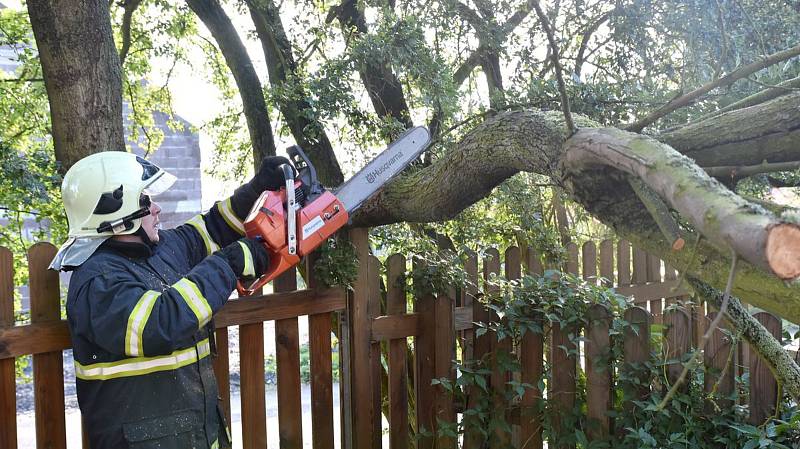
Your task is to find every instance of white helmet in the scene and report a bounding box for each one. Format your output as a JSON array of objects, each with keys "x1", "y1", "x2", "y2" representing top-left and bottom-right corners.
[{"x1": 50, "y1": 151, "x2": 175, "y2": 271}]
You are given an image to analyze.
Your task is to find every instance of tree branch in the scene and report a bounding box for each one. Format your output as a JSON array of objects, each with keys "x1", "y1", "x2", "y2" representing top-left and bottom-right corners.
[
  {"x1": 573, "y1": 10, "x2": 612, "y2": 81},
  {"x1": 246, "y1": 0, "x2": 344, "y2": 185},
  {"x1": 328, "y1": 0, "x2": 413, "y2": 134},
  {"x1": 118, "y1": 0, "x2": 143, "y2": 66},
  {"x1": 626, "y1": 44, "x2": 800, "y2": 133},
  {"x1": 628, "y1": 176, "x2": 685, "y2": 250},
  {"x1": 658, "y1": 92, "x2": 800, "y2": 167},
  {"x1": 700, "y1": 75, "x2": 800, "y2": 121},
  {"x1": 703, "y1": 160, "x2": 800, "y2": 180},
  {"x1": 531, "y1": 0, "x2": 575, "y2": 133},
  {"x1": 186, "y1": 0, "x2": 277, "y2": 166},
  {"x1": 688, "y1": 277, "x2": 800, "y2": 400},
  {"x1": 451, "y1": 0, "x2": 535, "y2": 87}
]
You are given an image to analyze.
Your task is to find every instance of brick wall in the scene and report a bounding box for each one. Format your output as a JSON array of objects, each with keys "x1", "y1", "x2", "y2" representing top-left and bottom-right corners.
[{"x1": 124, "y1": 107, "x2": 204, "y2": 229}]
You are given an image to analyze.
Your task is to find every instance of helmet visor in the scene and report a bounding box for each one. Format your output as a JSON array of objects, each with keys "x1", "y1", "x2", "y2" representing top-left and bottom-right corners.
[{"x1": 142, "y1": 170, "x2": 176, "y2": 196}]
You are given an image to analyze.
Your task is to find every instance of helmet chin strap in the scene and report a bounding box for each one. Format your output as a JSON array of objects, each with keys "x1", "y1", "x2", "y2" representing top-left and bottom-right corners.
[
  {"x1": 97, "y1": 207, "x2": 157, "y2": 247},
  {"x1": 133, "y1": 226, "x2": 157, "y2": 248},
  {"x1": 96, "y1": 207, "x2": 151, "y2": 234}
]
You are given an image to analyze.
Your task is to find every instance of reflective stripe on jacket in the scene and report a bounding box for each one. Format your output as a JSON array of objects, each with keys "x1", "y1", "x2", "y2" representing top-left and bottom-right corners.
[{"x1": 66, "y1": 200, "x2": 245, "y2": 449}]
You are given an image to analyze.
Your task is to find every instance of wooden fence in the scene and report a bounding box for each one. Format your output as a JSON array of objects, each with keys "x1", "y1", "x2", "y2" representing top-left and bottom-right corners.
[
  {"x1": 359, "y1": 234, "x2": 794, "y2": 449},
  {"x1": 0, "y1": 230, "x2": 795, "y2": 449},
  {"x1": 0, "y1": 242, "x2": 347, "y2": 449}
]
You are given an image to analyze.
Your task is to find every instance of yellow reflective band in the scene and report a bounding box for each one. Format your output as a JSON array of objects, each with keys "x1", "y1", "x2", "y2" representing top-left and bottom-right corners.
[
  {"x1": 238, "y1": 241, "x2": 254, "y2": 277},
  {"x1": 187, "y1": 215, "x2": 220, "y2": 255},
  {"x1": 217, "y1": 198, "x2": 245, "y2": 235},
  {"x1": 124, "y1": 290, "x2": 160, "y2": 357},
  {"x1": 75, "y1": 339, "x2": 211, "y2": 380},
  {"x1": 211, "y1": 439, "x2": 219, "y2": 449},
  {"x1": 173, "y1": 278, "x2": 212, "y2": 328}
]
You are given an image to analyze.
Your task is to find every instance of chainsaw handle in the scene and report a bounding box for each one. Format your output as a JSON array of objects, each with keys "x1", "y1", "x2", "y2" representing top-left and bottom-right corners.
[{"x1": 287, "y1": 145, "x2": 323, "y2": 196}]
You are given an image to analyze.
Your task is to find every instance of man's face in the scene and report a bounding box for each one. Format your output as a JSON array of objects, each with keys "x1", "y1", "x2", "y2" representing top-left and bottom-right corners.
[{"x1": 139, "y1": 195, "x2": 162, "y2": 243}]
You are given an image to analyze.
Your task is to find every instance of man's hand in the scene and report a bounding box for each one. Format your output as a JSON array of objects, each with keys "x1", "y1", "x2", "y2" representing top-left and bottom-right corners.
[
  {"x1": 252, "y1": 156, "x2": 293, "y2": 192},
  {"x1": 215, "y1": 238, "x2": 270, "y2": 280}
]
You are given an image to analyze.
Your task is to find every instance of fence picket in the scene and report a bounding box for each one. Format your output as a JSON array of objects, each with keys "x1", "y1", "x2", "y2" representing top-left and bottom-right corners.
[
  {"x1": 483, "y1": 248, "x2": 509, "y2": 449},
  {"x1": 622, "y1": 306, "x2": 650, "y2": 413},
  {"x1": 664, "y1": 307, "x2": 692, "y2": 387},
  {"x1": 0, "y1": 247, "x2": 16, "y2": 449},
  {"x1": 749, "y1": 312, "x2": 781, "y2": 424},
  {"x1": 582, "y1": 242, "x2": 597, "y2": 285},
  {"x1": 585, "y1": 304, "x2": 612, "y2": 440},
  {"x1": 504, "y1": 247, "x2": 521, "y2": 447},
  {"x1": 704, "y1": 314, "x2": 735, "y2": 410},
  {"x1": 617, "y1": 240, "x2": 631, "y2": 286},
  {"x1": 519, "y1": 249, "x2": 544, "y2": 449},
  {"x1": 349, "y1": 229, "x2": 380, "y2": 449},
  {"x1": 275, "y1": 268, "x2": 303, "y2": 449},
  {"x1": 306, "y1": 254, "x2": 335, "y2": 449},
  {"x1": 462, "y1": 251, "x2": 483, "y2": 449},
  {"x1": 599, "y1": 240, "x2": 613, "y2": 287},
  {"x1": 550, "y1": 243, "x2": 578, "y2": 449},
  {"x1": 239, "y1": 310, "x2": 267, "y2": 449},
  {"x1": 631, "y1": 247, "x2": 647, "y2": 307},
  {"x1": 386, "y1": 254, "x2": 409, "y2": 449},
  {"x1": 29, "y1": 243, "x2": 66, "y2": 449},
  {"x1": 647, "y1": 255, "x2": 662, "y2": 325},
  {"x1": 434, "y1": 292, "x2": 456, "y2": 449}
]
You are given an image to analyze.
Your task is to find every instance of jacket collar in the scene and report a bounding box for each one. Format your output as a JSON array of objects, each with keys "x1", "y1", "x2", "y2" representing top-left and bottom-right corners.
[{"x1": 100, "y1": 238, "x2": 153, "y2": 259}]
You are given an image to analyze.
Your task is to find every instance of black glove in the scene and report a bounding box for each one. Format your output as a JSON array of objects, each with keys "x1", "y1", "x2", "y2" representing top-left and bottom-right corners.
[
  {"x1": 214, "y1": 238, "x2": 270, "y2": 279},
  {"x1": 252, "y1": 156, "x2": 293, "y2": 192},
  {"x1": 229, "y1": 156, "x2": 294, "y2": 219}
]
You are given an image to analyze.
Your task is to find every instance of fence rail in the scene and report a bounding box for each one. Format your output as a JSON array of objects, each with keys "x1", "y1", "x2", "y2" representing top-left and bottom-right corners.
[{"x1": 0, "y1": 234, "x2": 793, "y2": 449}]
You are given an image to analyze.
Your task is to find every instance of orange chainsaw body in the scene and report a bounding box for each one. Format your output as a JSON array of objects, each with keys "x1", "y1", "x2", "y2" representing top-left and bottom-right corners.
[{"x1": 237, "y1": 183, "x2": 349, "y2": 295}]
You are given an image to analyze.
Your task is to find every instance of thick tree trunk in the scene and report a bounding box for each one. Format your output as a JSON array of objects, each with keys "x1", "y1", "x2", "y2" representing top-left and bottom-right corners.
[
  {"x1": 186, "y1": 0, "x2": 277, "y2": 165},
  {"x1": 351, "y1": 101, "x2": 800, "y2": 322},
  {"x1": 27, "y1": 0, "x2": 124, "y2": 171}
]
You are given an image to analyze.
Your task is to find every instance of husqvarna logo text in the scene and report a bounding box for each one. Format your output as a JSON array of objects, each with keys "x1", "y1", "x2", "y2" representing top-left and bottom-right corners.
[{"x1": 365, "y1": 151, "x2": 404, "y2": 183}]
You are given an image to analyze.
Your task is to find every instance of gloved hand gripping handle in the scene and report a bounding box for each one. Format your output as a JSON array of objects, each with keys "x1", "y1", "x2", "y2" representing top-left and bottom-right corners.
[{"x1": 236, "y1": 161, "x2": 303, "y2": 296}]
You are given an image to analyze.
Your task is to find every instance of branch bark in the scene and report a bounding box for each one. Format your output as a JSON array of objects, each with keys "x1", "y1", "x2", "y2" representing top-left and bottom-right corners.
[{"x1": 186, "y1": 0, "x2": 277, "y2": 165}]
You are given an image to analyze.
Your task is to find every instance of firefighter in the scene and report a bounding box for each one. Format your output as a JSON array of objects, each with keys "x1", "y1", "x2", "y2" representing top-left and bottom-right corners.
[{"x1": 50, "y1": 151, "x2": 289, "y2": 449}]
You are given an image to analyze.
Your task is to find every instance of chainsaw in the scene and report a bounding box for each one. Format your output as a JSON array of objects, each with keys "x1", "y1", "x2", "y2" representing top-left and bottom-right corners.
[{"x1": 237, "y1": 126, "x2": 431, "y2": 295}]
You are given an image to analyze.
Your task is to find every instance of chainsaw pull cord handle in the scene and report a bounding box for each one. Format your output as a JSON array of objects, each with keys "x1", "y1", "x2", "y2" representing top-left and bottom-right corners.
[{"x1": 282, "y1": 164, "x2": 298, "y2": 256}]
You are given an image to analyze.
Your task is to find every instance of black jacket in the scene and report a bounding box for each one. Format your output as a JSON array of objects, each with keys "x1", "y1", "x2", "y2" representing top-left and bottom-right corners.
[{"x1": 66, "y1": 196, "x2": 250, "y2": 449}]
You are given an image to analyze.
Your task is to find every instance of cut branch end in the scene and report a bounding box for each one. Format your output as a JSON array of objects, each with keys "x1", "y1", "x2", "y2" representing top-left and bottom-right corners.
[{"x1": 766, "y1": 223, "x2": 800, "y2": 280}]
